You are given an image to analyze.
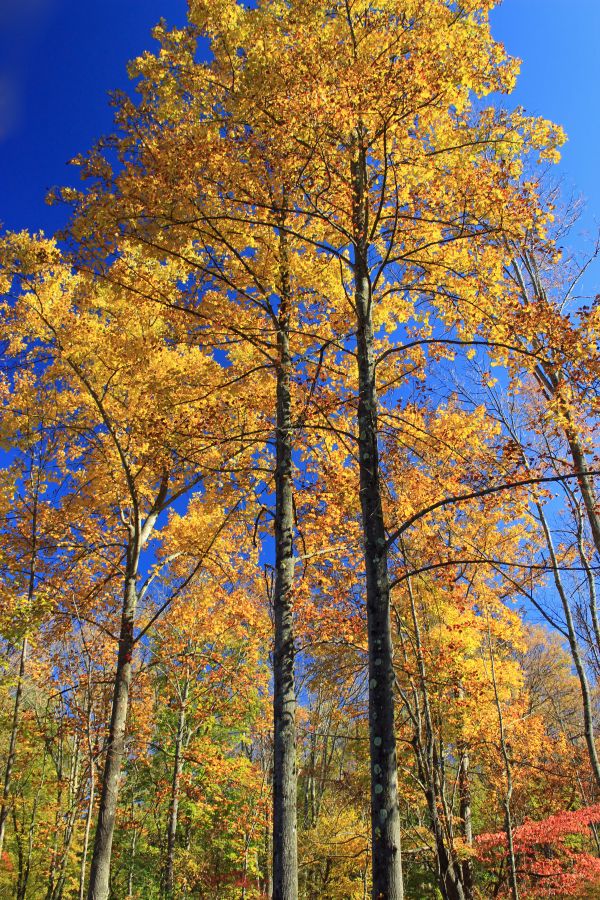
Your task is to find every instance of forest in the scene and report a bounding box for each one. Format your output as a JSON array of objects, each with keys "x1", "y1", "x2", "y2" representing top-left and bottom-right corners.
[{"x1": 0, "y1": 1, "x2": 599, "y2": 898}]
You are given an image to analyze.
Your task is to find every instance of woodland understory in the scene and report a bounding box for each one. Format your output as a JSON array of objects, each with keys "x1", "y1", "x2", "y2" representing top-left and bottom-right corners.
[{"x1": 1, "y1": 2, "x2": 600, "y2": 899}]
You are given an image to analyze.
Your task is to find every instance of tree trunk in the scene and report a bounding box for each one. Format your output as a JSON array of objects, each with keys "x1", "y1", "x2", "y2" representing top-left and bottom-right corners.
[
  {"x1": 47, "y1": 730, "x2": 82, "y2": 900},
  {"x1": 17, "y1": 744, "x2": 46, "y2": 900},
  {"x1": 536, "y1": 500, "x2": 600, "y2": 787},
  {"x1": 164, "y1": 678, "x2": 189, "y2": 898},
  {"x1": 87, "y1": 569, "x2": 137, "y2": 900},
  {"x1": 352, "y1": 146, "x2": 403, "y2": 900},
  {"x1": 46, "y1": 720, "x2": 65, "y2": 900},
  {"x1": 127, "y1": 815, "x2": 138, "y2": 899},
  {"x1": 272, "y1": 221, "x2": 298, "y2": 900},
  {"x1": 0, "y1": 636, "x2": 28, "y2": 856},
  {"x1": 406, "y1": 575, "x2": 464, "y2": 900},
  {"x1": 487, "y1": 618, "x2": 519, "y2": 900},
  {"x1": 79, "y1": 766, "x2": 95, "y2": 900},
  {"x1": 458, "y1": 748, "x2": 474, "y2": 899}
]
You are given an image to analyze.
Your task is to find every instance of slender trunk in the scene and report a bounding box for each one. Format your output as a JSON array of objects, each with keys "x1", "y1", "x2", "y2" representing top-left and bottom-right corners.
[
  {"x1": 564, "y1": 423, "x2": 600, "y2": 559},
  {"x1": 571, "y1": 497, "x2": 600, "y2": 673},
  {"x1": 59, "y1": 767, "x2": 83, "y2": 900},
  {"x1": 13, "y1": 803, "x2": 25, "y2": 900},
  {"x1": 272, "y1": 220, "x2": 298, "y2": 900},
  {"x1": 303, "y1": 727, "x2": 316, "y2": 828},
  {"x1": 87, "y1": 567, "x2": 137, "y2": 900},
  {"x1": 79, "y1": 665, "x2": 97, "y2": 900},
  {"x1": 1, "y1": 462, "x2": 42, "y2": 858},
  {"x1": 536, "y1": 500, "x2": 600, "y2": 786},
  {"x1": 458, "y1": 748, "x2": 474, "y2": 898},
  {"x1": 514, "y1": 252, "x2": 600, "y2": 564},
  {"x1": 164, "y1": 678, "x2": 189, "y2": 898},
  {"x1": 127, "y1": 815, "x2": 138, "y2": 899},
  {"x1": 46, "y1": 723, "x2": 64, "y2": 900},
  {"x1": 49, "y1": 736, "x2": 82, "y2": 900},
  {"x1": 487, "y1": 619, "x2": 519, "y2": 900},
  {"x1": 79, "y1": 767, "x2": 96, "y2": 900},
  {"x1": 352, "y1": 146, "x2": 403, "y2": 900},
  {"x1": 0, "y1": 636, "x2": 28, "y2": 856},
  {"x1": 406, "y1": 575, "x2": 464, "y2": 900},
  {"x1": 18, "y1": 745, "x2": 47, "y2": 900}
]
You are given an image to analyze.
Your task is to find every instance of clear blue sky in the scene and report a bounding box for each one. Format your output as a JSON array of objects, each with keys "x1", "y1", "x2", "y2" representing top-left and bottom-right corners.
[{"x1": 1, "y1": 0, "x2": 599, "y2": 251}]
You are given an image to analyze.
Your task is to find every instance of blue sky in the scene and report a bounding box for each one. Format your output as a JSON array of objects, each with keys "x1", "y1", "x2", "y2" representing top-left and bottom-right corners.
[{"x1": 1, "y1": 0, "x2": 599, "y2": 260}]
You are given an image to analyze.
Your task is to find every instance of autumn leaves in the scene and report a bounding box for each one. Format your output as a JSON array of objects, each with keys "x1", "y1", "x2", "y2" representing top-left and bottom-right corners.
[{"x1": 1, "y1": 1, "x2": 599, "y2": 899}]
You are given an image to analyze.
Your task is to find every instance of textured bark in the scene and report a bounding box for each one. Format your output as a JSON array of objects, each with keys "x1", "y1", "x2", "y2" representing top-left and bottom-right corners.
[
  {"x1": 352, "y1": 147, "x2": 403, "y2": 900},
  {"x1": 164, "y1": 678, "x2": 188, "y2": 898},
  {"x1": 86, "y1": 570, "x2": 137, "y2": 900},
  {"x1": 272, "y1": 223, "x2": 298, "y2": 900}
]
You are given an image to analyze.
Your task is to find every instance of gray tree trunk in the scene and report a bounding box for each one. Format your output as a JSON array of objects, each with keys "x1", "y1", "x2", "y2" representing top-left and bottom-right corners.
[
  {"x1": 87, "y1": 569, "x2": 137, "y2": 900},
  {"x1": 272, "y1": 223, "x2": 298, "y2": 900},
  {"x1": 458, "y1": 748, "x2": 473, "y2": 899},
  {"x1": 164, "y1": 678, "x2": 188, "y2": 898},
  {"x1": 352, "y1": 147, "x2": 404, "y2": 900}
]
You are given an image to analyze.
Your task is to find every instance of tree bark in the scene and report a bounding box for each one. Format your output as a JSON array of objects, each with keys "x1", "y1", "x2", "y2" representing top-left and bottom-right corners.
[
  {"x1": 458, "y1": 748, "x2": 474, "y2": 899},
  {"x1": 87, "y1": 568, "x2": 137, "y2": 900},
  {"x1": 352, "y1": 146, "x2": 403, "y2": 900},
  {"x1": 164, "y1": 678, "x2": 188, "y2": 898},
  {"x1": 272, "y1": 221, "x2": 298, "y2": 900}
]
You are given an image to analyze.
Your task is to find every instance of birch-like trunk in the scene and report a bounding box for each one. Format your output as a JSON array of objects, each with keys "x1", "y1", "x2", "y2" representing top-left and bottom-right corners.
[
  {"x1": 272, "y1": 222, "x2": 298, "y2": 900},
  {"x1": 458, "y1": 748, "x2": 473, "y2": 899},
  {"x1": 164, "y1": 678, "x2": 188, "y2": 898},
  {"x1": 87, "y1": 567, "x2": 137, "y2": 900},
  {"x1": 352, "y1": 147, "x2": 403, "y2": 900}
]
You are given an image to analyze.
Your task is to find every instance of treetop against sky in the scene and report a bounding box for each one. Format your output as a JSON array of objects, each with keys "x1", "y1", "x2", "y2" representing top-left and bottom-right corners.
[{"x1": 0, "y1": 0, "x2": 599, "y2": 247}]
